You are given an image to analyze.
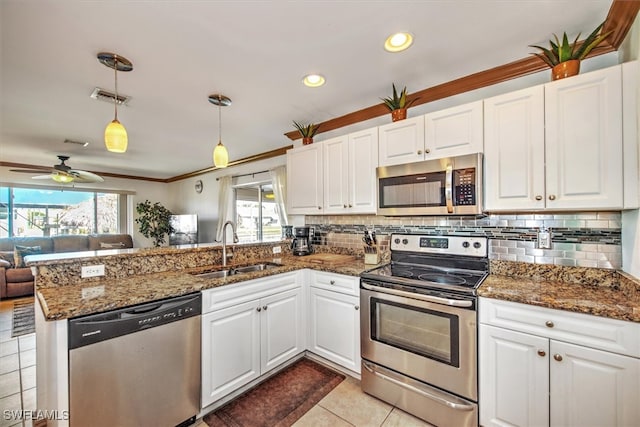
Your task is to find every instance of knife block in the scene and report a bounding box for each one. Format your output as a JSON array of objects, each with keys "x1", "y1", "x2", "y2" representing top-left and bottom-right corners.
[{"x1": 364, "y1": 252, "x2": 380, "y2": 265}]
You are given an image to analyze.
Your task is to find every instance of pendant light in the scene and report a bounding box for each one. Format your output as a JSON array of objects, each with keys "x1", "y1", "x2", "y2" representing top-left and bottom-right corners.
[
  {"x1": 98, "y1": 52, "x2": 133, "y2": 153},
  {"x1": 208, "y1": 94, "x2": 232, "y2": 168}
]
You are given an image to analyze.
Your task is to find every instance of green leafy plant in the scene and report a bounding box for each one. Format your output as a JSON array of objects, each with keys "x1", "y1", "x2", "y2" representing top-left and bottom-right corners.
[
  {"x1": 529, "y1": 22, "x2": 613, "y2": 67},
  {"x1": 381, "y1": 84, "x2": 417, "y2": 111},
  {"x1": 135, "y1": 200, "x2": 174, "y2": 247},
  {"x1": 292, "y1": 121, "x2": 320, "y2": 138}
]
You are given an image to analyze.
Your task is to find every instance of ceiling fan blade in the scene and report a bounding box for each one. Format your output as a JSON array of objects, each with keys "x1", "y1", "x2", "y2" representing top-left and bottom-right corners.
[
  {"x1": 10, "y1": 168, "x2": 53, "y2": 174},
  {"x1": 69, "y1": 169, "x2": 104, "y2": 183},
  {"x1": 31, "y1": 174, "x2": 55, "y2": 180}
]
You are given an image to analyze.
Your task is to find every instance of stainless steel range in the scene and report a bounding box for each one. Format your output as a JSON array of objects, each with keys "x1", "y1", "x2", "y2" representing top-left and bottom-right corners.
[{"x1": 360, "y1": 234, "x2": 488, "y2": 427}]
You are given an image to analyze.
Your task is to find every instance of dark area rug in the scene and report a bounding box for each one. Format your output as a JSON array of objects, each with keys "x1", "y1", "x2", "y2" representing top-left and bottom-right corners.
[
  {"x1": 204, "y1": 357, "x2": 345, "y2": 427},
  {"x1": 12, "y1": 298, "x2": 35, "y2": 337}
]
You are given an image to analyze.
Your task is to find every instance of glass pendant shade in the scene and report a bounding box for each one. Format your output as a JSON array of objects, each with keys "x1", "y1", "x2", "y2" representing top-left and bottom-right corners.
[
  {"x1": 213, "y1": 141, "x2": 229, "y2": 168},
  {"x1": 52, "y1": 173, "x2": 74, "y2": 184},
  {"x1": 105, "y1": 119, "x2": 128, "y2": 153}
]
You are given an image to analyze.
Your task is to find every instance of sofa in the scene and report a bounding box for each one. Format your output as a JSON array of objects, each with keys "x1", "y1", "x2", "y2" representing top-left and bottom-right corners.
[{"x1": 0, "y1": 234, "x2": 133, "y2": 299}]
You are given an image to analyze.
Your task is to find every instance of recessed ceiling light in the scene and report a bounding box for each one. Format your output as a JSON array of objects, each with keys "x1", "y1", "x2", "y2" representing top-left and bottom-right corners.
[
  {"x1": 384, "y1": 32, "x2": 413, "y2": 52},
  {"x1": 303, "y1": 74, "x2": 326, "y2": 87}
]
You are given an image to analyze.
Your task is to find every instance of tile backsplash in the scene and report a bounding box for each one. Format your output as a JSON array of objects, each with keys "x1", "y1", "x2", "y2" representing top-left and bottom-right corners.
[{"x1": 305, "y1": 212, "x2": 622, "y2": 269}]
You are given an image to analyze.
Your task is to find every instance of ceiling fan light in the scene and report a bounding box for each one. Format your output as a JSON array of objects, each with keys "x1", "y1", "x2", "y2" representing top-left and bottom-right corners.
[
  {"x1": 105, "y1": 119, "x2": 128, "y2": 153},
  {"x1": 213, "y1": 141, "x2": 229, "y2": 168},
  {"x1": 52, "y1": 172, "x2": 74, "y2": 184}
]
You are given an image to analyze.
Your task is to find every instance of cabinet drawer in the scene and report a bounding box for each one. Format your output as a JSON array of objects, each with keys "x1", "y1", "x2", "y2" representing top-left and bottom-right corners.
[
  {"x1": 310, "y1": 270, "x2": 359, "y2": 296},
  {"x1": 479, "y1": 298, "x2": 640, "y2": 358},
  {"x1": 202, "y1": 271, "x2": 301, "y2": 313}
]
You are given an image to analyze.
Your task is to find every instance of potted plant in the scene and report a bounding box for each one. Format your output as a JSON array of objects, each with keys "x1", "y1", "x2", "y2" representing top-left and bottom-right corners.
[
  {"x1": 529, "y1": 21, "x2": 612, "y2": 80},
  {"x1": 381, "y1": 84, "x2": 417, "y2": 122},
  {"x1": 135, "y1": 200, "x2": 175, "y2": 247},
  {"x1": 293, "y1": 121, "x2": 320, "y2": 145}
]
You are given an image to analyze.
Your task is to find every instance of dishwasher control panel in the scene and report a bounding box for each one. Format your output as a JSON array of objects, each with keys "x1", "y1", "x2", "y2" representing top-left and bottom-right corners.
[{"x1": 68, "y1": 292, "x2": 202, "y2": 349}]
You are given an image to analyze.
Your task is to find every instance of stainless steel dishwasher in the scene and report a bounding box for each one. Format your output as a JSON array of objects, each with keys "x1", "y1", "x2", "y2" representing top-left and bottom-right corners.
[{"x1": 68, "y1": 292, "x2": 201, "y2": 427}]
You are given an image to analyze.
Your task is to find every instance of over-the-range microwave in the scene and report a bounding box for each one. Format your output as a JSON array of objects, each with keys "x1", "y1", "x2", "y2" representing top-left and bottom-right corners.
[{"x1": 377, "y1": 153, "x2": 483, "y2": 216}]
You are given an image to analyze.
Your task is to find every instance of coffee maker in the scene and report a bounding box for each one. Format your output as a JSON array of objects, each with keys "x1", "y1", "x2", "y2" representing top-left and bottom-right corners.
[{"x1": 291, "y1": 226, "x2": 313, "y2": 256}]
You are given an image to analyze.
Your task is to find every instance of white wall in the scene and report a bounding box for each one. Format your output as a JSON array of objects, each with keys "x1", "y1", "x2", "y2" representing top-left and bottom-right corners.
[{"x1": 621, "y1": 13, "x2": 640, "y2": 278}]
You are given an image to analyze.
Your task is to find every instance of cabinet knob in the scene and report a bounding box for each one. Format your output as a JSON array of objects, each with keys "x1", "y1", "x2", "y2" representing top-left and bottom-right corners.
[
  {"x1": 425, "y1": 148, "x2": 430, "y2": 154},
  {"x1": 537, "y1": 350, "x2": 546, "y2": 357},
  {"x1": 354, "y1": 305, "x2": 360, "y2": 310},
  {"x1": 344, "y1": 204, "x2": 347, "y2": 208},
  {"x1": 348, "y1": 204, "x2": 353, "y2": 208},
  {"x1": 548, "y1": 195, "x2": 556, "y2": 201},
  {"x1": 256, "y1": 307, "x2": 262, "y2": 312},
  {"x1": 263, "y1": 305, "x2": 268, "y2": 311},
  {"x1": 535, "y1": 195, "x2": 543, "y2": 201},
  {"x1": 330, "y1": 280, "x2": 336, "y2": 285},
  {"x1": 553, "y1": 354, "x2": 563, "y2": 362},
  {"x1": 318, "y1": 206, "x2": 322, "y2": 210},
  {"x1": 545, "y1": 320, "x2": 554, "y2": 328},
  {"x1": 417, "y1": 150, "x2": 423, "y2": 155}
]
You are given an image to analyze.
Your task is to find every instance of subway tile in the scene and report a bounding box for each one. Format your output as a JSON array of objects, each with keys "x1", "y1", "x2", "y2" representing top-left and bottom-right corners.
[
  {"x1": 564, "y1": 251, "x2": 587, "y2": 260},
  {"x1": 576, "y1": 259, "x2": 599, "y2": 268},
  {"x1": 597, "y1": 244, "x2": 621, "y2": 253},
  {"x1": 554, "y1": 258, "x2": 577, "y2": 267},
  {"x1": 507, "y1": 248, "x2": 526, "y2": 256},
  {"x1": 596, "y1": 212, "x2": 621, "y2": 220},
  {"x1": 516, "y1": 255, "x2": 535, "y2": 263},
  {"x1": 490, "y1": 246, "x2": 508, "y2": 254},
  {"x1": 525, "y1": 248, "x2": 546, "y2": 257},
  {"x1": 575, "y1": 213, "x2": 598, "y2": 220},
  {"x1": 534, "y1": 256, "x2": 555, "y2": 265},
  {"x1": 499, "y1": 253, "x2": 518, "y2": 261},
  {"x1": 552, "y1": 243, "x2": 576, "y2": 251},
  {"x1": 585, "y1": 220, "x2": 610, "y2": 228}
]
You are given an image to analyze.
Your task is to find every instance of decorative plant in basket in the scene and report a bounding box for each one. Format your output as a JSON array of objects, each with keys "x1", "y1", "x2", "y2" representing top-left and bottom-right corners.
[
  {"x1": 135, "y1": 200, "x2": 174, "y2": 247},
  {"x1": 529, "y1": 21, "x2": 613, "y2": 80},
  {"x1": 292, "y1": 121, "x2": 321, "y2": 145},
  {"x1": 381, "y1": 84, "x2": 417, "y2": 122}
]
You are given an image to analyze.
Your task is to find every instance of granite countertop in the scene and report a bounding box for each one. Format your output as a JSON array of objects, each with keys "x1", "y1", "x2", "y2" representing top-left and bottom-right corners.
[
  {"x1": 37, "y1": 255, "x2": 380, "y2": 321},
  {"x1": 478, "y1": 263, "x2": 640, "y2": 323}
]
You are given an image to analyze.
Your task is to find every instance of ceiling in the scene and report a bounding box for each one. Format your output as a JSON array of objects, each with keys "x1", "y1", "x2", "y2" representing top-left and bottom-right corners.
[{"x1": 0, "y1": 0, "x2": 617, "y2": 181}]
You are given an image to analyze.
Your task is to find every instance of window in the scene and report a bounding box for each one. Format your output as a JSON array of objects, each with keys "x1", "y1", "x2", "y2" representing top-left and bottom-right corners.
[
  {"x1": 0, "y1": 186, "x2": 125, "y2": 238},
  {"x1": 235, "y1": 183, "x2": 282, "y2": 243}
]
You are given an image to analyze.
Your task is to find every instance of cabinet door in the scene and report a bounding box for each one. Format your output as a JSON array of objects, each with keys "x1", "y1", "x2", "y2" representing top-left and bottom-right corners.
[
  {"x1": 308, "y1": 287, "x2": 361, "y2": 373},
  {"x1": 378, "y1": 115, "x2": 425, "y2": 166},
  {"x1": 260, "y1": 288, "x2": 305, "y2": 373},
  {"x1": 287, "y1": 144, "x2": 323, "y2": 214},
  {"x1": 322, "y1": 135, "x2": 349, "y2": 214},
  {"x1": 550, "y1": 341, "x2": 640, "y2": 427},
  {"x1": 545, "y1": 65, "x2": 623, "y2": 209},
  {"x1": 348, "y1": 128, "x2": 379, "y2": 213},
  {"x1": 201, "y1": 301, "x2": 261, "y2": 407},
  {"x1": 479, "y1": 325, "x2": 549, "y2": 427},
  {"x1": 425, "y1": 100, "x2": 483, "y2": 159},
  {"x1": 484, "y1": 86, "x2": 545, "y2": 211}
]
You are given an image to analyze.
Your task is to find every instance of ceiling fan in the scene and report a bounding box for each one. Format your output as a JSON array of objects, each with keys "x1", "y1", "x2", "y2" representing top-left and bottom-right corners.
[{"x1": 10, "y1": 155, "x2": 104, "y2": 183}]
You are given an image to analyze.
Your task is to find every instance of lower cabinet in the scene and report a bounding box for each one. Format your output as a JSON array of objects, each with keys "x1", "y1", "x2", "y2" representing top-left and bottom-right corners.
[
  {"x1": 201, "y1": 275, "x2": 304, "y2": 408},
  {"x1": 479, "y1": 298, "x2": 640, "y2": 427},
  {"x1": 308, "y1": 272, "x2": 361, "y2": 373}
]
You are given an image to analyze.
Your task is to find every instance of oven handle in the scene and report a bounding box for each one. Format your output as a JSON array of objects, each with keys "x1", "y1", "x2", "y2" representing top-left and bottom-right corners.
[
  {"x1": 445, "y1": 163, "x2": 454, "y2": 213},
  {"x1": 362, "y1": 361, "x2": 475, "y2": 412},
  {"x1": 361, "y1": 282, "x2": 473, "y2": 308}
]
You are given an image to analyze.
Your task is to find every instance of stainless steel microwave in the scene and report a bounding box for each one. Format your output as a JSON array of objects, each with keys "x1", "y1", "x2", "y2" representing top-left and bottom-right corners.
[{"x1": 377, "y1": 153, "x2": 483, "y2": 216}]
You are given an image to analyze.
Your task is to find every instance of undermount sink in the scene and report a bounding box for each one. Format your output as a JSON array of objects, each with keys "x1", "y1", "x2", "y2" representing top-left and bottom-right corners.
[{"x1": 196, "y1": 262, "x2": 283, "y2": 279}]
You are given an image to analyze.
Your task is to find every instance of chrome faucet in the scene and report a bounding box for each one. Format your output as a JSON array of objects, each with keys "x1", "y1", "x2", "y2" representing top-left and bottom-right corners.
[{"x1": 221, "y1": 220, "x2": 239, "y2": 267}]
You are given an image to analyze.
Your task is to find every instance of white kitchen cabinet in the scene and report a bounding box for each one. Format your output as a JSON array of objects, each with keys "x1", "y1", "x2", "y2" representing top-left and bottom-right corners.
[
  {"x1": 323, "y1": 128, "x2": 379, "y2": 214},
  {"x1": 479, "y1": 298, "x2": 640, "y2": 427},
  {"x1": 378, "y1": 115, "x2": 425, "y2": 166},
  {"x1": 484, "y1": 64, "x2": 625, "y2": 211},
  {"x1": 308, "y1": 271, "x2": 361, "y2": 373},
  {"x1": 286, "y1": 143, "x2": 323, "y2": 215},
  {"x1": 201, "y1": 273, "x2": 304, "y2": 407},
  {"x1": 424, "y1": 100, "x2": 483, "y2": 159}
]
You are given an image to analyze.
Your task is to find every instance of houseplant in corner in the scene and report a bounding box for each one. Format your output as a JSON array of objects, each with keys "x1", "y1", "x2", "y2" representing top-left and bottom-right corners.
[
  {"x1": 135, "y1": 200, "x2": 175, "y2": 247},
  {"x1": 381, "y1": 83, "x2": 417, "y2": 122},
  {"x1": 292, "y1": 121, "x2": 320, "y2": 145},
  {"x1": 529, "y1": 21, "x2": 612, "y2": 81}
]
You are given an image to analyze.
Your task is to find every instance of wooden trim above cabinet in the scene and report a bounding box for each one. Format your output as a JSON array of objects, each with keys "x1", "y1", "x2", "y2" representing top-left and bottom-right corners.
[{"x1": 284, "y1": 0, "x2": 639, "y2": 141}]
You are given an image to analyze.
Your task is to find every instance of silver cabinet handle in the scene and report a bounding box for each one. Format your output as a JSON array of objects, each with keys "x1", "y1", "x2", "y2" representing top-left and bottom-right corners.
[
  {"x1": 348, "y1": 204, "x2": 352, "y2": 208},
  {"x1": 537, "y1": 350, "x2": 546, "y2": 357},
  {"x1": 545, "y1": 321, "x2": 554, "y2": 328},
  {"x1": 425, "y1": 148, "x2": 430, "y2": 153},
  {"x1": 354, "y1": 305, "x2": 360, "y2": 310},
  {"x1": 548, "y1": 195, "x2": 556, "y2": 201},
  {"x1": 330, "y1": 280, "x2": 336, "y2": 285},
  {"x1": 262, "y1": 305, "x2": 268, "y2": 311},
  {"x1": 318, "y1": 206, "x2": 322, "y2": 210},
  {"x1": 417, "y1": 150, "x2": 423, "y2": 155},
  {"x1": 361, "y1": 283, "x2": 472, "y2": 308},
  {"x1": 553, "y1": 354, "x2": 563, "y2": 362},
  {"x1": 535, "y1": 195, "x2": 543, "y2": 201},
  {"x1": 343, "y1": 204, "x2": 347, "y2": 208},
  {"x1": 256, "y1": 307, "x2": 262, "y2": 312}
]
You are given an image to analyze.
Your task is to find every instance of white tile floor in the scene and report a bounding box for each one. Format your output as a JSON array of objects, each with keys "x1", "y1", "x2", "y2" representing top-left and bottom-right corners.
[{"x1": 2, "y1": 297, "x2": 433, "y2": 427}]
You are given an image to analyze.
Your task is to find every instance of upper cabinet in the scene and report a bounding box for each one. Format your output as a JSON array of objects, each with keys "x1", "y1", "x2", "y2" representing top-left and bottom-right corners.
[
  {"x1": 378, "y1": 101, "x2": 483, "y2": 167},
  {"x1": 485, "y1": 64, "x2": 628, "y2": 211},
  {"x1": 288, "y1": 127, "x2": 379, "y2": 215}
]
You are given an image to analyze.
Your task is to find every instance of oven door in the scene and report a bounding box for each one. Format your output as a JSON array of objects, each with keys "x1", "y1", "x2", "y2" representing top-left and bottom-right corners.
[{"x1": 360, "y1": 281, "x2": 477, "y2": 401}]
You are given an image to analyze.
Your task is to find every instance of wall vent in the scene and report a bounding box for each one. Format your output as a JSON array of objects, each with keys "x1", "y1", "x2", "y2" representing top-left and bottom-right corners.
[{"x1": 90, "y1": 87, "x2": 131, "y2": 106}]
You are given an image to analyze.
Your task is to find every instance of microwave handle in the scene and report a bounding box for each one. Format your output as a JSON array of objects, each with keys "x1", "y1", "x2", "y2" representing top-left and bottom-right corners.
[{"x1": 445, "y1": 164, "x2": 454, "y2": 213}]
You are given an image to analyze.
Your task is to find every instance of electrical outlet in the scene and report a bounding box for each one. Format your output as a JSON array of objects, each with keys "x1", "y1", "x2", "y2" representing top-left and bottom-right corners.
[
  {"x1": 81, "y1": 264, "x2": 105, "y2": 278},
  {"x1": 272, "y1": 246, "x2": 282, "y2": 254},
  {"x1": 537, "y1": 228, "x2": 552, "y2": 249}
]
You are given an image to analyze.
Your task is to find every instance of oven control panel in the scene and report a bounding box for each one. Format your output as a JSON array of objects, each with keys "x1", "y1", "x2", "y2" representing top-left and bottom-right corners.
[{"x1": 391, "y1": 234, "x2": 487, "y2": 257}]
